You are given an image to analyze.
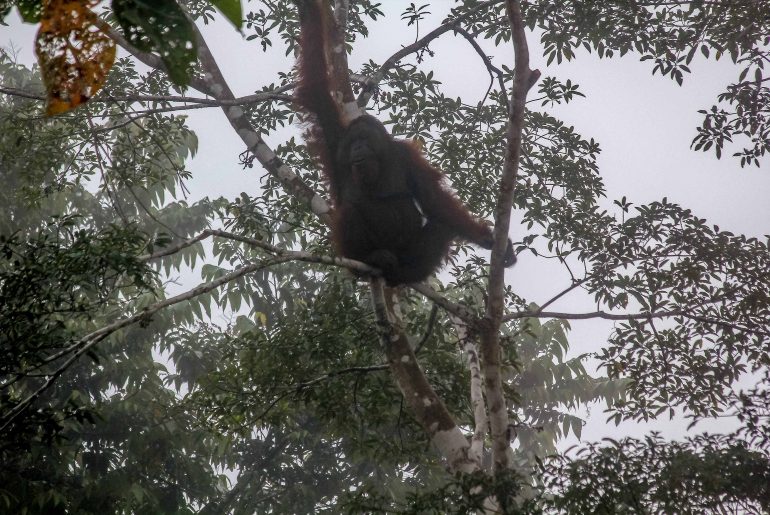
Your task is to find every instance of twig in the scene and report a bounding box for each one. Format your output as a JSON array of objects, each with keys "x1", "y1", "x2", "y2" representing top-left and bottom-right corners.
[
  {"x1": 452, "y1": 26, "x2": 509, "y2": 110},
  {"x1": 534, "y1": 278, "x2": 587, "y2": 314},
  {"x1": 414, "y1": 303, "x2": 439, "y2": 354},
  {"x1": 139, "y1": 230, "x2": 214, "y2": 261},
  {"x1": 357, "y1": 0, "x2": 505, "y2": 107},
  {"x1": 295, "y1": 364, "x2": 388, "y2": 390},
  {"x1": 410, "y1": 282, "x2": 477, "y2": 323}
]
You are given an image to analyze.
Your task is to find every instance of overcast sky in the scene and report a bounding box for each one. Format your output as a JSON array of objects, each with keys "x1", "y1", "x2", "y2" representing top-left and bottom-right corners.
[{"x1": 3, "y1": 2, "x2": 768, "y2": 446}]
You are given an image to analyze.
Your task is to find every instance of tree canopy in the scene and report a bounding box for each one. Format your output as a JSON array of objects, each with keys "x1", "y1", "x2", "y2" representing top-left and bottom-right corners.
[{"x1": 0, "y1": 0, "x2": 768, "y2": 513}]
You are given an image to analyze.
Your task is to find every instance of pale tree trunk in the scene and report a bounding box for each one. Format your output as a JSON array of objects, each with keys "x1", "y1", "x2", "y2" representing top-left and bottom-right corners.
[
  {"x1": 480, "y1": 0, "x2": 541, "y2": 473},
  {"x1": 371, "y1": 282, "x2": 478, "y2": 474},
  {"x1": 451, "y1": 314, "x2": 487, "y2": 468}
]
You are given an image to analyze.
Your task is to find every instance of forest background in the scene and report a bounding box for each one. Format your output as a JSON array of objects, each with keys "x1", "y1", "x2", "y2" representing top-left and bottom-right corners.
[{"x1": 1, "y1": 0, "x2": 769, "y2": 512}]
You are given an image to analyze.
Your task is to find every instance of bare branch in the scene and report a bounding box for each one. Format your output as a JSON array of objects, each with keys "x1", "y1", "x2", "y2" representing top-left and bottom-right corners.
[
  {"x1": 0, "y1": 85, "x2": 292, "y2": 106},
  {"x1": 357, "y1": 0, "x2": 505, "y2": 107},
  {"x1": 505, "y1": 309, "x2": 770, "y2": 338},
  {"x1": 140, "y1": 228, "x2": 379, "y2": 276},
  {"x1": 533, "y1": 278, "x2": 587, "y2": 314},
  {"x1": 410, "y1": 282, "x2": 477, "y2": 323},
  {"x1": 452, "y1": 25, "x2": 510, "y2": 110}
]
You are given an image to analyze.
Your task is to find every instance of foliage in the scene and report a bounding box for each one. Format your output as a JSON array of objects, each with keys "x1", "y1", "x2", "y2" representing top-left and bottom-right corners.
[
  {"x1": 539, "y1": 434, "x2": 770, "y2": 513},
  {"x1": 342, "y1": 469, "x2": 527, "y2": 514},
  {"x1": 0, "y1": 48, "x2": 223, "y2": 513},
  {"x1": 521, "y1": 0, "x2": 770, "y2": 167},
  {"x1": 0, "y1": 1, "x2": 768, "y2": 513},
  {"x1": 2, "y1": 0, "x2": 244, "y2": 111}
]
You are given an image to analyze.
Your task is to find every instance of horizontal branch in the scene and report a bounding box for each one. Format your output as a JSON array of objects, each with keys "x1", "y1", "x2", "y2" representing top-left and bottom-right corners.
[
  {"x1": 507, "y1": 309, "x2": 684, "y2": 322},
  {"x1": 3, "y1": 228, "x2": 404, "y2": 428},
  {"x1": 0, "y1": 86, "x2": 292, "y2": 107},
  {"x1": 505, "y1": 309, "x2": 769, "y2": 338},
  {"x1": 295, "y1": 364, "x2": 388, "y2": 391},
  {"x1": 141, "y1": 228, "x2": 378, "y2": 275}
]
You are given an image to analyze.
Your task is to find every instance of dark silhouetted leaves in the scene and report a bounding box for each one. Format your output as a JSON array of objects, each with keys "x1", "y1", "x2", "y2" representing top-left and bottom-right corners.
[
  {"x1": 14, "y1": 0, "x2": 42, "y2": 22},
  {"x1": 112, "y1": 0, "x2": 197, "y2": 86},
  {"x1": 211, "y1": 0, "x2": 242, "y2": 29}
]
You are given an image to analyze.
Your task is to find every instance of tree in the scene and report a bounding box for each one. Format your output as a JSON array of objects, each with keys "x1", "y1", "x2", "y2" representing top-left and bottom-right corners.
[{"x1": 0, "y1": 0, "x2": 768, "y2": 513}]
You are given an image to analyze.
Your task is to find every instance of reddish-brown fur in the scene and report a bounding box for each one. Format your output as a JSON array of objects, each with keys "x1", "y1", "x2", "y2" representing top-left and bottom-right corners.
[{"x1": 294, "y1": 0, "x2": 514, "y2": 285}]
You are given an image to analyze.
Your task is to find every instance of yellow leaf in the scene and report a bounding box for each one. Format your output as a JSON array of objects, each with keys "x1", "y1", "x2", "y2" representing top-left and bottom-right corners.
[
  {"x1": 255, "y1": 312, "x2": 267, "y2": 326},
  {"x1": 35, "y1": 0, "x2": 116, "y2": 115}
]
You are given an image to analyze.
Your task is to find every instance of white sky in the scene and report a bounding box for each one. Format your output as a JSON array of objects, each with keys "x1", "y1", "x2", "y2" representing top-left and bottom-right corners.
[{"x1": 3, "y1": 2, "x2": 768, "y2": 446}]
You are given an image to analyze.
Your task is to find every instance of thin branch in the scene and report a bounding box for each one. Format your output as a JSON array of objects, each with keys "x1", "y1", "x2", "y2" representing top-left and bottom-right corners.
[
  {"x1": 140, "y1": 228, "x2": 378, "y2": 275},
  {"x1": 209, "y1": 229, "x2": 377, "y2": 272},
  {"x1": 357, "y1": 0, "x2": 505, "y2": 107},
  {"x1": 414, "y1": 303, "x2": 439, "y2": 354},
  {"x1": 139, "y1": 230, "x2": 214, "y2": 261},
  {"x1": 506, "y1": 309, "x2": 685, "y2": 322},
  {"x1": 410, "y1": 282, "x2": 477, "y2": 323},
  {"x1": 534, "y1": 278, "x2": 587, "y2": 314},
  {"x1": 505, "y1": 309, "x2": 770, "y2": 338},
  {"x1": 0, "y1": 85, "x2": 42, "y2": 101},
  {"x1": 0, "y1": 256, "x2": 292, "y2": 432},
  {"x1": 295, "y1": 364, "x2": 388, "y2": 390},
  {"x1": 0, "y1": 85, "x2": 292, "y2": 106},
  {"x1": 452, "y1": 26, "x2": 509, "y2": 110}
]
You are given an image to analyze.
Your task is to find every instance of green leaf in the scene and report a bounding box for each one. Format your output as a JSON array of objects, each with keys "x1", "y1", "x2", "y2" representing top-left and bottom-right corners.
[
  {"x1": 129, "y1": 483, "x2": 145, "y2": 502},
  {"x1": 111, "y1": 0, "x2": 197, "y2": 86},
  {"x1": 15, "y1": 0, "x2": 42, "y2": 22},
  {"x1": 210, "y1": 0, "x2": 242, "y2": 29},
  {"x1": 0, "y1": 1, "x2": 12, "y2": 23}
]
